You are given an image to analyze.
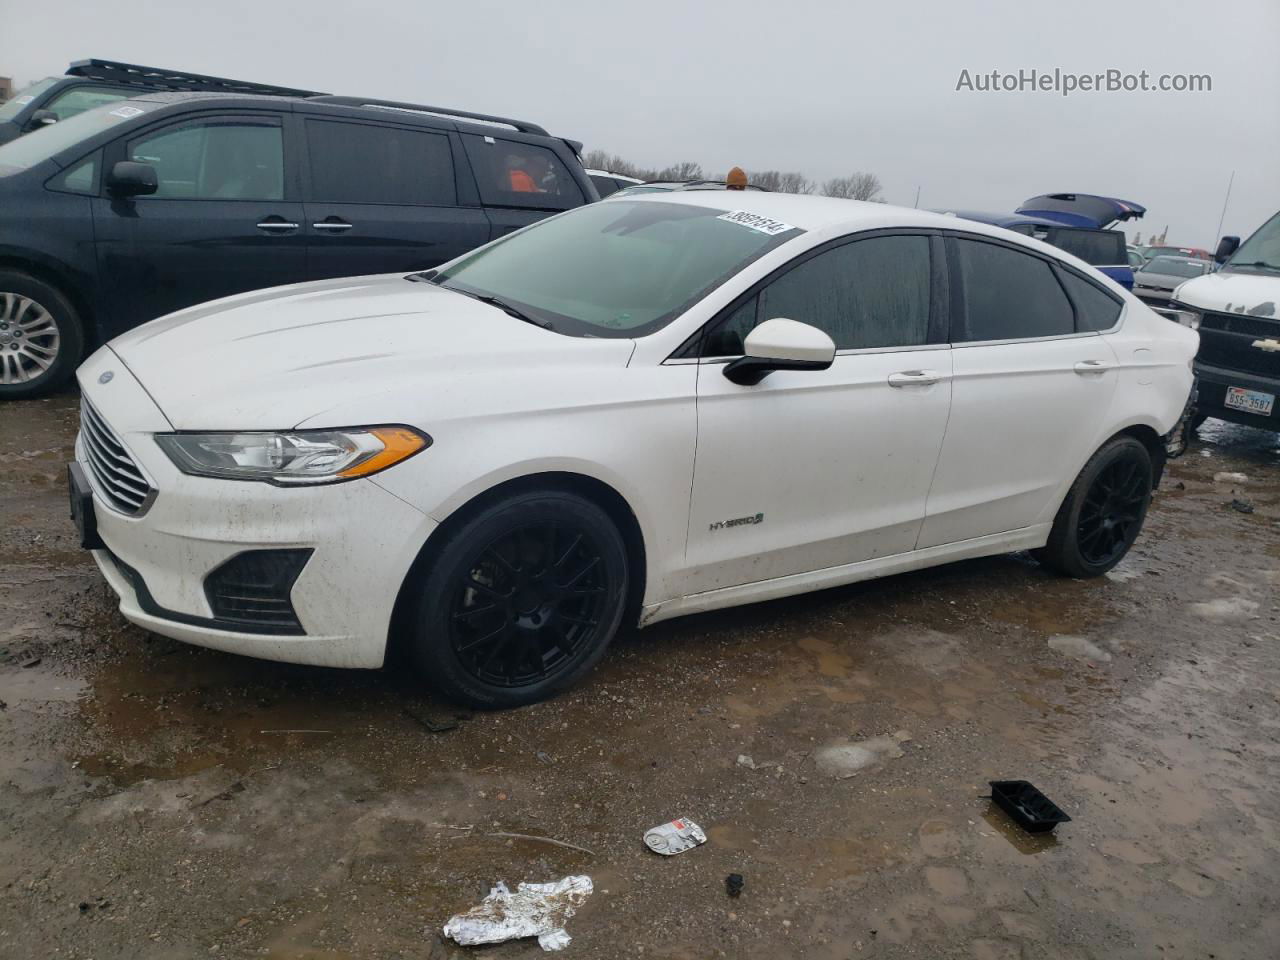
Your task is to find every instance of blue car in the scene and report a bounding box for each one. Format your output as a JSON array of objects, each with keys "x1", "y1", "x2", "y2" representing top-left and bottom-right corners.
[{"x1": 935, "y1": 193, "x2": 1146, "y2": 290}]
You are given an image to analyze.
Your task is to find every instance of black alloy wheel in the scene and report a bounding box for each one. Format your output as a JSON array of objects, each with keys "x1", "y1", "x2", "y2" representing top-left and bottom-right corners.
[{"x1": 408, "y1": 489, "x2": 629, "y2": 708}]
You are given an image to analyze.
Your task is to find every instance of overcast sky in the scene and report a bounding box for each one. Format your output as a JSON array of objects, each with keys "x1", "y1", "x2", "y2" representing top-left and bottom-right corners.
[{"x1": 3, "y1": 0, "x2": 1277, "y2": 244}]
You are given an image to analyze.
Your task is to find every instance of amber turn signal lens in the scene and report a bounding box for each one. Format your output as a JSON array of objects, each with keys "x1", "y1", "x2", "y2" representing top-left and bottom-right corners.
[{"x1": 337, "y1": 427, "x2": 429, "y2": 479}]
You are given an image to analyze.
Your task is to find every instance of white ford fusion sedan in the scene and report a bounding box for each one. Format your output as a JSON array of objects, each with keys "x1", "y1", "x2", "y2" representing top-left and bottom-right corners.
[{"x1": 72, "y1": 192, "x2": 1197, "y2": 708}]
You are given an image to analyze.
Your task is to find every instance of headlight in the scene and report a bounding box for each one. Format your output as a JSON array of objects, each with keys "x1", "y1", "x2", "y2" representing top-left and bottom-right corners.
[{"x1": 154, "y1": 426, "x2": 429, "y2": 485}]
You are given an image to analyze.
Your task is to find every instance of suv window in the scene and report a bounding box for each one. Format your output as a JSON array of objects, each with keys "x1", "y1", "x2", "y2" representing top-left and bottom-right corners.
[
  {"x1": 953, "y1": 238, "x2": 1074, "y2": 341},
  {"x1": 1046, "y1": 227, "x2": 1126, "y2": 266},
  {"x1": 45, "y1": 85, "x2": 136, "y2": 122},
  {"x1": 707, "y1": 235, "x2": 931, "y2": 354},
  {"x1": 461, "y1": 134, "x2": 584, "y2": 210},
  {"x1": 306, "y1": 119, "x2": 455, "y2": 205},
  {"x1": 128, "y1": 118, "x2": 284, "y2": 200},
  {"x1": 1059, "y1": 270, "x2": 1122, "y2": 331}
]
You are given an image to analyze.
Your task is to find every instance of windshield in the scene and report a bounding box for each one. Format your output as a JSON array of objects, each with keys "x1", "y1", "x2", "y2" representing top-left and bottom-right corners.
[
  {"x1": 0, "y1": 78, "x2": 58, "y2": 122},
  {"x1": 1226, "y1": 211, "x2": 1280, "y2": 273},
  {"x1": 434, "y1": 200, "x2": 804, "y2": 338},
  {"x1": 0, "y1": 99, "x2": 156, "y2": 176},
  {"x1": 1141, "y1": 257, "x2": 1209, "y2": 279}
]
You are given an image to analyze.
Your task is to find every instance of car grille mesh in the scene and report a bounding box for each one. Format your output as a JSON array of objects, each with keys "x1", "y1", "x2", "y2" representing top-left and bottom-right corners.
[
  {"x1": 80, "y1": 400, "x2": 153, "y2": 514},
  {"x1": 1197, "y1": 312, "x2": 1280, "y2": 380}
]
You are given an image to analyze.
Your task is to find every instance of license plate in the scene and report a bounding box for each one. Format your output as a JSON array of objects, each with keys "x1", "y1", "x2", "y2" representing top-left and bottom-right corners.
[
  {"x1": 1224, "y1": 386, "x2": 1275, "y2": 416},
  {"x1": 67, "y1": 463, "x2": 104, "y2": 550}
]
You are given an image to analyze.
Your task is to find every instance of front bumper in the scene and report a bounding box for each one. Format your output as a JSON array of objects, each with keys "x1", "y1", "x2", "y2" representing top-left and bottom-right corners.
[{"x1": 75, "y1": 348, "x2": 437, "y2": 669}]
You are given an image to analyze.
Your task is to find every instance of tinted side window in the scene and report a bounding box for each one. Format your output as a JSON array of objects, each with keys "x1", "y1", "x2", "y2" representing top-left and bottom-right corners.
[
  {"x1": 45, "y1": 85, "x2": 134, "y2": 121},
  {"x1": 953, "y1": 238, "x2": 1074, "y2": 341},
  {"x1": 128, "y1": 119, "x2": 284, "y2": 200},
  {"x1": 752, "y1": 235, "x2": 931, "y2": 350},
  {"x1": 461, "y1": 134, "x2": 585, "y2": 210},
  {"x1": 590, "y1": 174, "x2": 620, "y2": 198},
  {"x1": 306, "y1": 119, "x2": 454, "y2": 205},
  {"x1": 1047, "y1": 227, "x2": 1126, "y2": 266},
  {"x1": 1060, "y1": 271, "x2": 1122, "y2": 331}
]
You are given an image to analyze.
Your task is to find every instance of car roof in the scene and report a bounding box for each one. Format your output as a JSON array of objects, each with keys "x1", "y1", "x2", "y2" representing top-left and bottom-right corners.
[
  {"x1": 125, "y1": 91, "x2": 565, "y2": 142},
  {"x1": 931, "y1": 209, "x2": 1063, "y2": 229},
  {"x1": 619, "y1": 190, "x2": 996, "y2": 234}
]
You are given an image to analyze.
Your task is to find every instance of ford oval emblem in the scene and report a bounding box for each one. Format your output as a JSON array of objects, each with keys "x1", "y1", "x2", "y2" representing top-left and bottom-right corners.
[{"x1": 98, "y1": 371, "x2": 114, "y2": 384}]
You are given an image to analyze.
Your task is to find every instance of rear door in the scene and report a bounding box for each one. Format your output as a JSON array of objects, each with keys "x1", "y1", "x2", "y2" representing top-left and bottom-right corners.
[
  {"x1": 459, "y1": 133, "x2": 588, "y2": 239},
  {"x1": 90, "y1": 110, "x2": 307, "y2": 332},
  {"x1": 683, "y1": 232, "x2": 953, "y2": 593},
  {"x1": 917, "y1": 234, "x2": 1121, "y2": 548},
  {"x1": 300, "y1": 117, "x2": 489, "y2": 280}
]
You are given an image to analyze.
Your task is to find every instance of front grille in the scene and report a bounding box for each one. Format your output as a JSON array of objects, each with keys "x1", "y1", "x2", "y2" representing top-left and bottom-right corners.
[
  {"x1": 1196, "y1": 312, "x2": 1280, "y2": 380},
  {"x1": 80, "y1": 399, "x2": 154, "y2": 515}
]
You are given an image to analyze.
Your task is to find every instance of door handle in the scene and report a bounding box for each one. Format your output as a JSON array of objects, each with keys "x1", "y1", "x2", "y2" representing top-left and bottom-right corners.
[
  {"x1": 887, "y1": 369, "x2": 943, "y2": 388},
  {"x1": 256, "y1": 219, "x2": 299, "y2": 234},
  {"x1": 1073, "y1": 360, "x2": 1111, "y2": 375},
  {"x1": 313, "y1": 219, "x2": 353, "y2": 232}
]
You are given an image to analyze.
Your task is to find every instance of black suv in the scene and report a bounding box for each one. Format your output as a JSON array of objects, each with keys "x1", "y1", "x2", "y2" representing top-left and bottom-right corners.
[
  {"x1": 0, "y1": 59, "x2": 322, "y2": 146},
  {"x1": 0, "y1": 90, "x2": 596, "y2": 397}
]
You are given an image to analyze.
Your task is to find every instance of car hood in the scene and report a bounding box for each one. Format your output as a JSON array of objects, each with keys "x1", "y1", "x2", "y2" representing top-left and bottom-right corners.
[
  {"x1": 1172, "y1": 270, "x2": 1280, "y2": 319},
  {"x1": 108, "y1": 274, "x2": 636, "y2": 429}
]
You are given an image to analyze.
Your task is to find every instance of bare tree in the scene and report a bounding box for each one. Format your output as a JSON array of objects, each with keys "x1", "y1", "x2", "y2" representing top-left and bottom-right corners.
[
  {"x1": 821, "y1": 172, "x2": 884, "y2": 202},
  {"x1": 747, "y1": 170, "x2": 813, "y2": 194},
  {"x1": 657, "y1": 161, "x2": 704, "y2": 181}
]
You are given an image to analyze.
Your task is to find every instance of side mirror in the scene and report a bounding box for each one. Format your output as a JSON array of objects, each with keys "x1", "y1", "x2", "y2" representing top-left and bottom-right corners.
[
  {"x1": 724, "y1": 318, "x2": 835, "y2": 386},
  {"x1": 27, "y1": 109, "x2": 59, "y2": 130},
  {"x1": 1214, "y1": 235, "x2": 1239, "y2": 264},
  {"x1": 106, "y1": 160, "x2": 158, "y2": 198}
]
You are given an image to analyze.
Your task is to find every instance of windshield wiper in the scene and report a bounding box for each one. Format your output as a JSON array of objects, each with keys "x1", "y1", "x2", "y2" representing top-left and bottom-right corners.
[
  {"x1": 473, "y1": 294, "x2": 554, "y2": 331},
  {"x1": 1231, "y1": 260, "x2": 1280, "y2": 271}
]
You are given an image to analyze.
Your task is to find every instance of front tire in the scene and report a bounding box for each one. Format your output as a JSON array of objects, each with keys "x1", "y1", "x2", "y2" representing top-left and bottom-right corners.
[
  {"x1": 1038, "y1": 436, "x2": 1154, "y2": 578},
  {"x1": 407, "y1": 489, "x2": 630, "y2": 709},
  {"x1": 0, "y1": 270, "x2": 84, "y2": 400}
]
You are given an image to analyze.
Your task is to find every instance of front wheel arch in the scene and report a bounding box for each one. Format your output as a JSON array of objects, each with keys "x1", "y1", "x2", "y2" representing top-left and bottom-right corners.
[{"x1": 385, "y1": 471, "x2": 648, "y2": 665}]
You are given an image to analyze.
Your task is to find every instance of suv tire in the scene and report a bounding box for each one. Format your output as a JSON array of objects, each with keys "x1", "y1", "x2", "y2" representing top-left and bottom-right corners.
[{"x1": 0, "y1": 270, "x2": 84, "y2": 400}]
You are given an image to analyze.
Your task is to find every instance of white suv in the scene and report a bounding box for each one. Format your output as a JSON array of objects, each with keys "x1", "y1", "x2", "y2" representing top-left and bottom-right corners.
[{"x1": 71, "y1": 193, "x2": 1197, "y2": 707}]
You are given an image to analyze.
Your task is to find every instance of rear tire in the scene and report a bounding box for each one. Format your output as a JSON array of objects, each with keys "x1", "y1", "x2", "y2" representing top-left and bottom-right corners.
[
  {"x1": 406, "y1": 489, "x2": 629, "y2": 709},
  {"x1": 1037, "y1": 436, "x2": 1153, "y2": 578},
  {"x1": 0, "y1": 270, "x2": 84, "y2": 400}
]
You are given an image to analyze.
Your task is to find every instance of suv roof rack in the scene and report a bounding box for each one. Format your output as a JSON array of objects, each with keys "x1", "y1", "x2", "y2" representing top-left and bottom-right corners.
[
  {"x1": 65, "y1": 59, "x2": 325, "y2": 98},
  {"x1": 307, "y1": 95, "x2": 549, "y2": 137}
]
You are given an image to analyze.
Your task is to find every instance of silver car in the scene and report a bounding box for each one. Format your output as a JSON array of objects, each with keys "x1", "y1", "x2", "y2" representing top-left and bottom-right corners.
[{"x1": 1132, "y1": 255, "x2": 1213, "y2": 306}]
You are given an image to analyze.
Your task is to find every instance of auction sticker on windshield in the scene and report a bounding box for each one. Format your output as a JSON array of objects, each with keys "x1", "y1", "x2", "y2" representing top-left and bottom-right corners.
[
  {"x1": 109, "y1": 105, "x2": 145, "y2": 119},
  {"x1": 717, "y1": 210, "x2": 796, "y2": 236}
]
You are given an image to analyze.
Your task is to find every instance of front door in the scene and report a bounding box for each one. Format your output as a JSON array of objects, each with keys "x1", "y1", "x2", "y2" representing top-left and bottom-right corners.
[
  {"x1": 917, "y1": 234, "x2": 1121, "y2": 548},
  {"x1": 299, "y1": 117, "x2": 489, "y2": 280},
  {"x1": 682, "y1": 232, "x2": 953, "y2": 594},
  {"x1": 91, "y1": 112, "x2": 306, "y2": 336}
]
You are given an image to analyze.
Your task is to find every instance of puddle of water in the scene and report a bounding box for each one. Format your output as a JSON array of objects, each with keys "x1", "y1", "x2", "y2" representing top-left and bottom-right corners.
[{"x1": 979, "y1": 805, "x2": 1060, "y2": 855}]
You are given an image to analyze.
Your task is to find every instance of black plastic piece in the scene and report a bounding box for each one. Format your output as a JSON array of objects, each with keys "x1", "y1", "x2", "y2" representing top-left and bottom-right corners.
[
  {"x1": 989, "y1": 780, "x2": 1072, "y2": 833},
  {"x1": 65, "y1": 59, "x2": 324, "y2": 98},
  {"x1": 204, "y1": 550, "x2": 313, "y2": 633},
  {"x1": 723, "y1": 355, "x2": 832, "y2": 386},
  {"x1": 308, "y1": 96, "x2": 549, "y2": 136},
  {"x1": 725, "y1": 874, "x2": 744, "y2": 898},
  {"x1": 67, "y1": 463, "x2": 105, "y2": 551}
]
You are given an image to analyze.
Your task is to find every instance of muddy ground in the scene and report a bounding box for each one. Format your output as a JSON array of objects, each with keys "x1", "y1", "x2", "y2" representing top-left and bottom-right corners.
[{"x1": 1, "y1": 393, "x2": 1278, "y2": 960}]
